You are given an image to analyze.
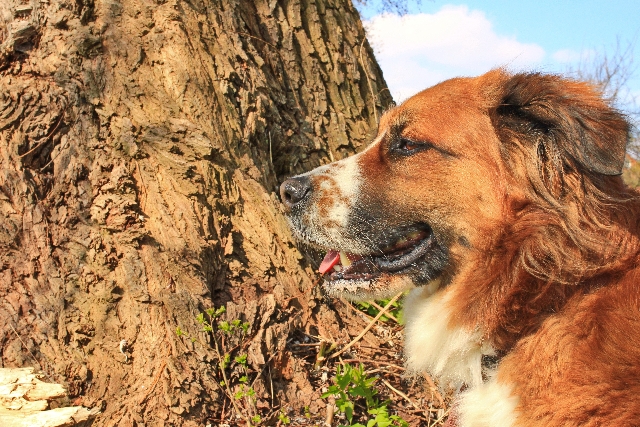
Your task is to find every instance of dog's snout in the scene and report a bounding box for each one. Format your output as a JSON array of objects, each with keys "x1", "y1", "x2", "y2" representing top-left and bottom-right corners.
[{"x1": 280, "y1": 176, "x2": 312, "y2": 209}]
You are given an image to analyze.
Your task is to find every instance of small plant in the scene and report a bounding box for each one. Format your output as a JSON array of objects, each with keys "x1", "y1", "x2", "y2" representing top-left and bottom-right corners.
[
  {"x1": 176, "y1": 307, "x2": 259, "y2": 425},
  {"x1": 278, "y1": 410, "x2": 291, "y2": 424},
  {"x1": 322, "y1": 363, "x2": 409, "y2": 427}
]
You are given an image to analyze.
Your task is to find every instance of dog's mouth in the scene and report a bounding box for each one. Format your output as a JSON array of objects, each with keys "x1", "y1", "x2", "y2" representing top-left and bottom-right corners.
[{"x1": 318, "y1": 225, "x2": 438, "y2": 297}]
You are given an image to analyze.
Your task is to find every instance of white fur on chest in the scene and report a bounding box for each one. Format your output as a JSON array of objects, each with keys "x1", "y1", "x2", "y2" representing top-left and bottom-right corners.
[
  {"x1": 403, "y1": 286, "x2": 495, "y2": 389},
  {"x1": 403, "y1": 287, "x2": 519, "y2": 427},
  {"x1": 458, "y1": 377, "x2": 518, "y2": 427}
]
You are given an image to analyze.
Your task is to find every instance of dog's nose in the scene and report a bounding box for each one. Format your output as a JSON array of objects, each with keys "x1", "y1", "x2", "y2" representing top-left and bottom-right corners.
[{"x1": 280, "y1": 176, "x2": 312, "y2": 209}]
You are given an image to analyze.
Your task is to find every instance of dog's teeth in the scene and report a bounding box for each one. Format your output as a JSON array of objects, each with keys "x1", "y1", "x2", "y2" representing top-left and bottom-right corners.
[
  {"x1": 333, "y1": 265, "x2": 342, "y2": 272},
  {"x1": 340, "y1": 251, "x2": 352, "y2": 267},
  {"x1": 406, "y1": 231, "x2": 421, "y2": 239}
]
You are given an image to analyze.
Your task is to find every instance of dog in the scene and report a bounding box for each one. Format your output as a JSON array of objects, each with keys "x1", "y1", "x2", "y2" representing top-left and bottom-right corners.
[{"x1": 280, "y1": 69, "x2": 640, "y2": 426}]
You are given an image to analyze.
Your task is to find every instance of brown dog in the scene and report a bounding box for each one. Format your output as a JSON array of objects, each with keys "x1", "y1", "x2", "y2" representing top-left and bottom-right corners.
[{"x1": 281, "y1": 70, "x2": 640, "y2": 426}]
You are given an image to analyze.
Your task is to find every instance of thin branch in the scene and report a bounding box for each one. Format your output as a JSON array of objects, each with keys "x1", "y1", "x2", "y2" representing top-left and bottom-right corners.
[
  {"x1": 329, "y1": 292, "x2": 403, "y2": 359},
  {"x1": 380, "y1": 378, "x2": 423, "y2": 413}
]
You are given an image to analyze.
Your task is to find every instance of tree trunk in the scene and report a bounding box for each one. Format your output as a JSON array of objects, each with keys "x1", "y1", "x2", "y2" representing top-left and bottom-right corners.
[{"x1": 0, "y1": 0, "x2": 392, "y2": 424}]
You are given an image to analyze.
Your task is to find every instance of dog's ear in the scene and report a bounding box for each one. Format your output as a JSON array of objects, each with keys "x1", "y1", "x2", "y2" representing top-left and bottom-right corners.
[{"x1": 493, "y1": 73, "x2": 629, "y2": 176}]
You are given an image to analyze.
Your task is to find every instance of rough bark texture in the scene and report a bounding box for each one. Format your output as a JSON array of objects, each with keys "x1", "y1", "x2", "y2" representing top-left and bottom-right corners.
[{"x1": 0, "y1": 0, "x2": 393, "y2": 424}]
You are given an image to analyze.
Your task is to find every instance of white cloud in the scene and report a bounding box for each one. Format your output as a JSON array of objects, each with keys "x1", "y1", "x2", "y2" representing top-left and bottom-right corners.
[{"x1": 365, "y1": 5, "x2": 546, "y2": 102}]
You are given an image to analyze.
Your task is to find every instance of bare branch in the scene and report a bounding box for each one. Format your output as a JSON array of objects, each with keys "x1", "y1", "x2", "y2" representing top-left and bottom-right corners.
[{"x1": 566, "y1": 38, "x2": 640, "y2": 157}]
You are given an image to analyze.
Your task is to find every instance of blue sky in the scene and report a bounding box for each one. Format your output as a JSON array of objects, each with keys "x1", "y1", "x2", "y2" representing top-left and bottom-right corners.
[{"x1": 359, "y1": 1, "x2": 640, "y2": 114}]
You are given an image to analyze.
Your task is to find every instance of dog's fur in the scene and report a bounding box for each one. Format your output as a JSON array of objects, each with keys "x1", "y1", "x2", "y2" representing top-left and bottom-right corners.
[{"x1": 281, "y1": 70, "x2": 640, "y2": 426}]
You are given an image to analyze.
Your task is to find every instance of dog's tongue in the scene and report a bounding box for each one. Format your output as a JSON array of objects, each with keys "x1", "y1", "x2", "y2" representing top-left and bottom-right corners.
[{"x1": 319, "y1": 250, "x2": 340, "y2": 274}]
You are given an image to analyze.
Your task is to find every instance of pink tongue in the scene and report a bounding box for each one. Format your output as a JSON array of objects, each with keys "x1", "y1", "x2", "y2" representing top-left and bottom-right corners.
[{"x1": 319, "y1": 250, "x2": 340, "y2": 274}]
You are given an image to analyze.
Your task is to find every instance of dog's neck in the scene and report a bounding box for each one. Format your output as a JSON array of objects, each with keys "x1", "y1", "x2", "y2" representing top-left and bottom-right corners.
[
  {"x1": 403, "y1": 286, "x2": 496, "y2": 390},
  {"x1": 448, "y1": 195, "x2": 640, "y2": 353}
]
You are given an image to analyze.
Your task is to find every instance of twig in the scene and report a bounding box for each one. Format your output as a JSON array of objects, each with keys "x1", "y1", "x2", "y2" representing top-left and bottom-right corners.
[
  {"x1": 324, "y1": 396, "x2": 335, "y2": 427},
  {"x1": 364, "y1": 367, "x2": 402, "y2": 377},
  {"x1": 268, "y1": 365, "x2": 274, "y2": 408},
  {"x1": 329, "y1": 292, "x2": 403, "y2": 360},
  {"x1": 221, "y1": 396, "x2": 227, "y2": 424},
  {"x1": 341, "y1": 297, "x2": 379, "y2": 325},
  {"x1": 432, "y1": 408, "x2": 451, "y2": 426},
  {"x1": 368, "y1": 300, "x2": 398, "y2": 323},
  {"x1": 268, "y1": 131, "x2": 273, "y2": 166},
  {"x1": 290, "y1": 342, "x2": 322, "y2": 347},
  {"x1": 316, "y1": 340, "x2": 336, "y2": 369},
  {"x1": 405, "y1": 407, "x2": 442, "y2": 413},
  {"x1": 341, "y1": 357, "x2": 405, "y2": 371},
  {"x1": 357, "y1": 343, "x2": 402, "y2": 352},
  {"x1": 380, "y1": 378, "x2": 423, "y2": 413},
  {"x1": 423, "y1": 372, "x2": 445, "y2": 408}
]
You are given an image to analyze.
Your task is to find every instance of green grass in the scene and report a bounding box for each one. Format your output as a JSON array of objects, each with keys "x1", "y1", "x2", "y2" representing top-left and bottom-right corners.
[{"x1": 323, "y1": 363, "x2": 409, "y2": 427}]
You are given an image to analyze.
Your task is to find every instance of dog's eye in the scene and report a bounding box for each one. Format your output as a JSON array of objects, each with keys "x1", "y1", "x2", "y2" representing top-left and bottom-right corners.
[{"x1": 391, "y1": 138, "x2": 429, "y2": 155}]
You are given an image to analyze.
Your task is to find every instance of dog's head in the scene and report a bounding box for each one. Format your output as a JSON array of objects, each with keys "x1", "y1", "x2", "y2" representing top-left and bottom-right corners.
[{"x1": 280, "y1": 70, "x2": 629, "y2": 302}]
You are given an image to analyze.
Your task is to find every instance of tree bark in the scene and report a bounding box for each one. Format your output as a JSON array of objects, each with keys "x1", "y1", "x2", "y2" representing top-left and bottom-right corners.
[{"x1": 0, "y1": 0, "x2": 392, "y2": 424}]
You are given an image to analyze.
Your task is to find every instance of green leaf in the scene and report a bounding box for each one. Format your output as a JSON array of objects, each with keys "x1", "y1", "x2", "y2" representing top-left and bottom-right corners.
[
  {"x1": 391, "y1": 415, "x2": 409, "y2": 427},
  {"x1": 234, "y1": 353, "x2": 248, "y2": 365},
  {"x1": 336, "y1": 369, "x2": 352, "y2": 390},
  {"x1": 278, "y1": 412, "x2": 291, "y2": 424},
  {"x1": 349, "y1": 385, "x2": 370, "y2": 399},
  {"x1": 344, "y1": 403, "x2": 353, "y2": 423},
  {"x1": 372, "y1": 406, "x2": 392, "y2": 427},
  {"x1": 321, "y1": 385, "x2": 341, "y2": 398},
  {"x1": 219, "y1": 321, "x2": 231, "y2": 333}
]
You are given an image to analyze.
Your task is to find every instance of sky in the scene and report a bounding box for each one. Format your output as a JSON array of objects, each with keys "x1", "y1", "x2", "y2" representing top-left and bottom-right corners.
[{"x1": 359, "y1": 0, "x2": 640, "y2": 114}]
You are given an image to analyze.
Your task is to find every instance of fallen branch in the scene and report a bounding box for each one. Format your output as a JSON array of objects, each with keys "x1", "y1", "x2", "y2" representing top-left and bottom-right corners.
[
  {"x1": 329, "y1": 292, "x2": 403, "y2": 360},
  {"x1": 0, "y1": 367, "x2": 99, "y2": 427}
]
